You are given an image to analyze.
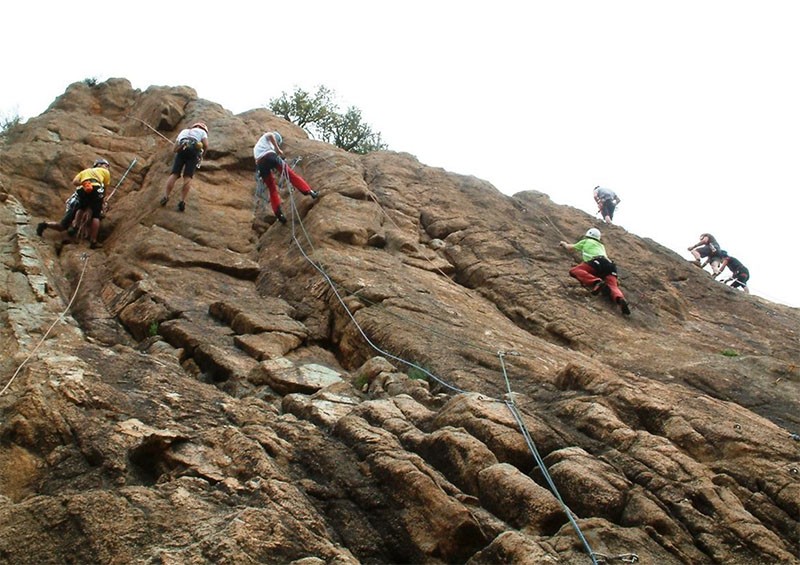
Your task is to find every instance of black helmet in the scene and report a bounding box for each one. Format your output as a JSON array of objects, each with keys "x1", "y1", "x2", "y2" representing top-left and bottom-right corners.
[{"x1": 93, "y1": 158, "x2": 110, "y2": 168}]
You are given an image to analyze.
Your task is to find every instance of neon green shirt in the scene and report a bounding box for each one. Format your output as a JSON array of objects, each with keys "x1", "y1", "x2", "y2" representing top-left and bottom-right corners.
[{"x1": 573, "y1": 238, "x2": 606, "y2": 262}]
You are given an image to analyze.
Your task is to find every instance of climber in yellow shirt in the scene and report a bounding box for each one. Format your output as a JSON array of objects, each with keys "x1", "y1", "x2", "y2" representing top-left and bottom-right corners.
[{"x1": 36, "y1": 158, "x2": 111, "y2": 249}]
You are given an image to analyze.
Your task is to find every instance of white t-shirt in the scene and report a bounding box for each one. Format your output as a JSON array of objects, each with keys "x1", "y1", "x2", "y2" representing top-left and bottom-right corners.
[
  {"x1": 176, "y1": 127, "x2": 208, "y2": 143},
  {"x1": 253, "y1": 132, "x2": 279, "y2": 161}
]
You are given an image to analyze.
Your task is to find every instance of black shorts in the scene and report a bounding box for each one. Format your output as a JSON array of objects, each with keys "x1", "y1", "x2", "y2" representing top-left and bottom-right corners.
[
  {"x1": 600, "y1": 199, "x2": 616, "y2": 219},
  {"x1": 256, "y1": 152, "x2": 282, "y2": 178},
  {"x1": 59, "y1": 188, "x2": 104, "y2": 227},
  {"x1": 171, "y1": 144, "x2": 201, "y2": 178},
  {"x1": 696, "y1": 244, "x2": 719, "y2": 258}
]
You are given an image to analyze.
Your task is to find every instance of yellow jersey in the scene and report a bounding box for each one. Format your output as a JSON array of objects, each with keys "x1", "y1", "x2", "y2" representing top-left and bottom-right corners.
[{"x1": 72, "y1": 166, "x2": 111, "y2": 189}]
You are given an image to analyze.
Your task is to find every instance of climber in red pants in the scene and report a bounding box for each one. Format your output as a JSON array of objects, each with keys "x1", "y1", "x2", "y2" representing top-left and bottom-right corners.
[
  {"x1": 253, "y1": 131, "x2": 318, "y2": 224},
  {"x1": 559, "y1": 227, "x2": 631, "y2": 315}
]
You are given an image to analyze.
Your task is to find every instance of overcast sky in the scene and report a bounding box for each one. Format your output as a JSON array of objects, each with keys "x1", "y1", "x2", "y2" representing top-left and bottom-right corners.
[{"x1": 3, "y1": 1, "x2": 799, "y2": 307}]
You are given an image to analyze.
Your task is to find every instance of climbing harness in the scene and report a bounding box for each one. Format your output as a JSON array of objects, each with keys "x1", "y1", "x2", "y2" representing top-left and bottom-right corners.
[
  {"x1": 253, "y1": 157, "x2": 302, "y2": 217},
  {"x1": 1, "y1": 254, "x2": 91, "y2": 397}
]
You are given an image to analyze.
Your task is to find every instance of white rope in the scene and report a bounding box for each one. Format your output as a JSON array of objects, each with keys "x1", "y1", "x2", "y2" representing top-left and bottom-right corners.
[{"x1": 1, "y1": 254, "x2": 90, "y2": 397}]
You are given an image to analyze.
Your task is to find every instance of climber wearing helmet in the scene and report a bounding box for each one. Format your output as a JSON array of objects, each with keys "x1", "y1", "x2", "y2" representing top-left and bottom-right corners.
[
  {"x1": 160, "y1": 121, "x2": 210, "y2": 212},
  {"x1": 593, "y1": 186, "x2": 621, "y2": 224},
  {"x1": 36, "y1": 158, "x2": 111, "y2": 249},
  {"x1": 715, "y1": 251, "x2": 750, "y2": 294},
  {"x1": 559, "y1": 227, "x2": 631, "y2": 315},
  {"x1": 253, "y1": 131, "x2": 318, "y2": 224}
]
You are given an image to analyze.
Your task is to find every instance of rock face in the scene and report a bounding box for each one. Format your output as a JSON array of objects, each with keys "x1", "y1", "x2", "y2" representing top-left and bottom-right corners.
[{"x1": 0, "y1": 78, "x2": 798, "y2": 564}]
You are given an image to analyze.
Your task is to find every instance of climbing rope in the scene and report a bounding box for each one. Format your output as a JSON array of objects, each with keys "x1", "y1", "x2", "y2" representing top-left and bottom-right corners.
[
  {"x1": 1, "y1": 253, "x2": 91, "y2": 397},
  {"x1": 103, "y1": 158, "x2": 138, "y2": 213},
  {"x1": 281, "y1": 168, "x2": 467, "y2": 394},
  {"x1": 126, "y1": 115, "x2": 174, "y2": 145},
  {"x1": 274, "y1": 160, "x2": 501, "y2": 358},
  {"x1": 277, "y1": 165, "x2": 604, "y2": 562},
  {"x1": 499, "y1": 351, "x2": 599, "y2": 565}
]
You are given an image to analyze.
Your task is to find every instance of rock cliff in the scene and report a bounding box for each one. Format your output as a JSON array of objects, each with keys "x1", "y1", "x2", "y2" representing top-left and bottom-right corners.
[{"x1": 0, "y1": 78, "x2": 798, "y2": 564}]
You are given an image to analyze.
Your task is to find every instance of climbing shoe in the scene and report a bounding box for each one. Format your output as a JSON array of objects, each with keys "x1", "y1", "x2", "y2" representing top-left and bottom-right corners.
[
  {"x1": 276, "y1": 210, "x2": 287, "y2": 224},
  {"x1": 308, "y1": 190, "x2": 319, "y2": 199},
  {"x1": 36, "y1": 222, "x2": 47, "y2": 237},
  {"x1": 67, "y1": 226, "x2": 78, "y2": 237},
  {"x1": 159, "y1": 196, "x2": 168, "y2": 206},
  {"x1": 178, "y1": 201, "x2": 186, "y2": 212},
  {"x1": 590, "y1": 281, "x2": 606, "y2": 295},
  {"x1": 619, "y1": 299, "x2": 631, "y2": 316},
  {"x1": 90, "y1": 241, "x2": 102, "y2": 249}
]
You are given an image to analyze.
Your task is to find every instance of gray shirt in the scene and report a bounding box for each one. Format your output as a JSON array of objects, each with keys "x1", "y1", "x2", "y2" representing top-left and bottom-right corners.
[{"x1": 594, "y1": 187, "x2": 618, "y2": 201}]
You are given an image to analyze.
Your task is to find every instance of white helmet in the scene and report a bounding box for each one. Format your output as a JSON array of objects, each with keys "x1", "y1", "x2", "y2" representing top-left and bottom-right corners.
[{"x1": 585, "y1": 228, "x2": 601, "y2": 240}]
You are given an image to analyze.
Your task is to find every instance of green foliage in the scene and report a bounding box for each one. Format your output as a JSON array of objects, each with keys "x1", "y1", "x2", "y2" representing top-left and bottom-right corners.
[
  {"x1": 720, "y1": 349, "x2": 739, "y2": 357},
  {"x1": 83, "y1": 77, "x2": 99, "y2": 87},
  {"x1": 354, "y1": 373, "x2": 369, "y2": 390},
  {"x1": 147, "y1": 321, "x2": 159, "y2": 337},
  {"x1": 268, "y1": 85, "x2": 388, "y2": 154},
  {"x1": 407, "y1": 367, "x2": 429, "y2": 381},
  {"x1": 327, "y1": 106, "x2": 387, "y2": 153},
  {"x1": 270, "y1": 85, "x2": 335, "y2": 130},
  {"x1": 0, "y1": 109, "x2": 22, "y2": 143}
]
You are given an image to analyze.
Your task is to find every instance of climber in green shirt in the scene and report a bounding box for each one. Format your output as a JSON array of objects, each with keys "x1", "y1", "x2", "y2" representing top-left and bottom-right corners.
[{"x1": 560, "y1": 227, "x2": 631, "y2": 315}]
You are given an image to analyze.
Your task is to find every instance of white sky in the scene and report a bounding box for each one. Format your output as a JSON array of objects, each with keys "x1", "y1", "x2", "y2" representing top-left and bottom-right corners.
[{"x1": 3, "y1": 1, "x2": 799, "y2": 307}]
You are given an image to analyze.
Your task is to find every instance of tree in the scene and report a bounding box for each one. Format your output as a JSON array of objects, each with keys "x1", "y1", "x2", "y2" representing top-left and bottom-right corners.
[
  {"x1": 269, "y1": 86, "x2": 388, "y2": 155},
  {"x1": 269, "y1": 85, "x2": 335, "y2": 132},
  {"x1": 324, "y1": 106, "x2": 387, "y2": 153},
  {"x1": 0, "y1": 109, "x2": 22, "y2": 144}
]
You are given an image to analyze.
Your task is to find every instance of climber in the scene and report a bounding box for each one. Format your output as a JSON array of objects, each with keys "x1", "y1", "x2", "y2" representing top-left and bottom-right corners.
[
  {"x1": 687, "y1": 233, "x2": 723, "y2": 275},
  {"x1": 593, "y1": 186, "x2": 621, "y2": 224},
  {"x1": 253, "y1": 131, "x2": 318, "y2": 224},
  {"x1": 716, "y1": 251, "x2": 750, "y2": 293},
  {"x1": 559, "y1": 227, "x2": 631, "y2": 315},
  {"x1": 36, "y1": 158, "x2": 111, "y2": 249},
  {"x1": 160, "y1": 121, "x2": 209, "y2": 212}
]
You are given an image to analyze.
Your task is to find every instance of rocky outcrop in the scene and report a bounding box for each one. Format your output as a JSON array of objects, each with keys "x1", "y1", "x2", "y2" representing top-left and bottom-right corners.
[{"x1": 0, "y1": 78, "x2": 798, "y2": 564}]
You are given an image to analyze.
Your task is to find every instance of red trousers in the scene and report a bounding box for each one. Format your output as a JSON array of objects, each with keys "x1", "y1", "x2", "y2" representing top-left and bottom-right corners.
[
  {"x1": 569, "y1": 262, "x2": 625, "y2": 303},
  {"x1": 262, "y1": 168, "x2": 312, "y2": 214}
]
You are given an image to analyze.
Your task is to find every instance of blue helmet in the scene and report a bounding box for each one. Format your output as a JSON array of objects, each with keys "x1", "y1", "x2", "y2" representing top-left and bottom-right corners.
[
  {"x1": 272, "y1": 131, "x2": 283, "y2": 146},
  {"x1": 93, "y1": 158, "x2": 109, "y2": 168}
]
